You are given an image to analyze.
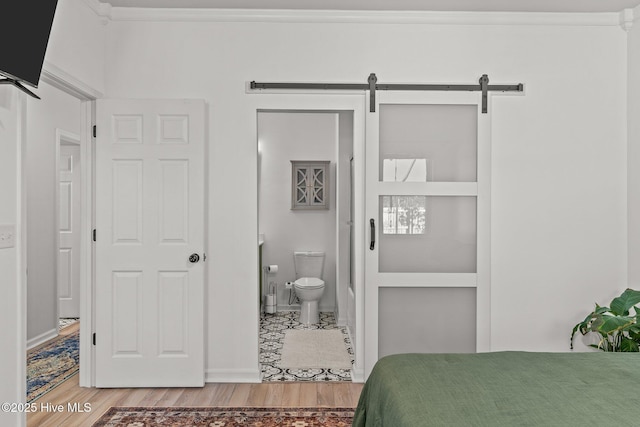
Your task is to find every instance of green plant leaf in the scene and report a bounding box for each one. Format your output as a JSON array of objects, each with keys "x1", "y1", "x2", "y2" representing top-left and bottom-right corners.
[
  {"x1": 597, "y1": 314, "x2": 635, "y2": 335},
  {"x1": 594, "y1": 304, "x2": 610, "y2": 314},
  {"x1": 610, "y1": 289, "x2": 640, "y2": 315},
  {"x1": 571, "y1": 289, "x2": 640, "y2": 351},
  {"x1": 620, "y1": 338, "x2": 640, "y2": 352},
  {"x1": 629, "y1": 328, "x2": 640, "y2": 339},
  {"x1": 570, "y1": 323, "x2": 580, "y2": 349},
  {"x1": 588, "y1": 314, "x2": 604, "y2": 332}
]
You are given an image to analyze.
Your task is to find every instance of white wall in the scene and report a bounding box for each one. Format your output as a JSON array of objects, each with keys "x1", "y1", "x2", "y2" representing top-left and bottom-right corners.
[
  {"x1": 0, "y1": 87, "x2": 26, "y2": 427},
  {"x1": 103, "y1": 15, "x2": 628, "y2": 377},
  {"x1": 490, "y1": 26, "x2": 627, "y2": 350},
  {"x1": 0, "y1": 0, "x2": 98, "y2": 418},
  {"x1": 26, "y1": 81, "x2": 81, "y2": 344},
  {"x1": 45, "y1": 0, "x2": 106, "y2": 93},
  {"x1": 628, "y1": 8, "x2": 640, "y2": 288},
  {"x1": 258, "y1": 111, "x2": 338, "y2": 312}
]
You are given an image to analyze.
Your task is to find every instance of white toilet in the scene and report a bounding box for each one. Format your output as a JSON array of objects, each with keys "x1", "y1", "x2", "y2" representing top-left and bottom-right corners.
[{"x1": 293, "y1": 251, "x2": 326, "y2": 324}]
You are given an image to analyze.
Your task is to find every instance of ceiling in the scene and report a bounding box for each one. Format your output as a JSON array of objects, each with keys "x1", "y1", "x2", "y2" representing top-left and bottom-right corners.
[{"x1": 99, "y1": 0, "x2": 640, "y2": 13}]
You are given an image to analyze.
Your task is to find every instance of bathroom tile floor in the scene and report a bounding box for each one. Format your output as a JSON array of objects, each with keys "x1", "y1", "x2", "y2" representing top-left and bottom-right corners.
[{"x1": 260, "y1": 311, "x2": 353, "y2": 382}]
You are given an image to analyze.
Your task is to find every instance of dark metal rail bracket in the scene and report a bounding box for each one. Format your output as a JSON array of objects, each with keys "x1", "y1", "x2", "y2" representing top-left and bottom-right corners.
[
  {"x1": 250, "y1": 73, "x2": 523, "y2": 113},
  {"x1": 0, "y1": 78, "x2": 41, "y2": 99}
]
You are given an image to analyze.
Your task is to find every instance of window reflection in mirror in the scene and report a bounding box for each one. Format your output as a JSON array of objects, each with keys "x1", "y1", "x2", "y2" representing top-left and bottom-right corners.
[
  {"x1": 382, "y1": 158, "x2": 428, "y2": 182},
  {"x1": 382, "y1": 195, "x2": 426, "y2": 235}
]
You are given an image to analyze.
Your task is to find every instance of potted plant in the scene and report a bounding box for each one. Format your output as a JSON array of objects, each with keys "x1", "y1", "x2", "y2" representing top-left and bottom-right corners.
[{"x1": 570, "y1": 288, "x2": 640, "y2": 352}]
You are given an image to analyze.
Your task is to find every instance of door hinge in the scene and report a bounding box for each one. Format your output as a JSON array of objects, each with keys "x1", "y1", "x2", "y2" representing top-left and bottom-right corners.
[
  {"x1": 92, "y1": 125, "x2": 96, "y2": 138},
  {"x1": 203, "y1": 253, "x2": 207, "y2": 262},
  {"x1": 92, "y1": 333, "x2": 96, "y2": 346},
  {"x1": 92, "y1": 229, "x2": 96, "y2": 242}
]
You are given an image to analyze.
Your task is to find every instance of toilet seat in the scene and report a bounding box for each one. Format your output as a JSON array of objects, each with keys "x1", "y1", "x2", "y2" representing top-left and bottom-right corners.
[{"x1": 294, "y1": 277, "x2": 325, "y2": 289}]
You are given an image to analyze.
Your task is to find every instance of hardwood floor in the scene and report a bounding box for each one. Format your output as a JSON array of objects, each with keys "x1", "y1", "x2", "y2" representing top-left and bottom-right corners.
[
  {"x1": 27, "y1": 321, "x2": 79, "y2": 356},
  {"x1": 27, "y1": 321, "x2": 362, "y2": 426},
  {"x1": 27, "y1": 373, "x2": 363, "y2": 426}
]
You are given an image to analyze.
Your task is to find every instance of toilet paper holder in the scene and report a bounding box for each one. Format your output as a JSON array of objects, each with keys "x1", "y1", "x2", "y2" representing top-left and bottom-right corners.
[
  {"x1": 265, "y1": 291, "x2": 277, "y2": 314},
  {"x1": 266, "y1": 264, "x2": 278, "y2": 273}
]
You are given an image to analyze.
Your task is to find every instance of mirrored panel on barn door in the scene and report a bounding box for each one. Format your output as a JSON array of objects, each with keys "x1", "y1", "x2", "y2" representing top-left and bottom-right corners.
[
  {"x1": 379, "y1": 104, "x2": 477, "y2": 182},
  {"x1": 378, "y1": 196, "x2": 477, "y2": 273}
]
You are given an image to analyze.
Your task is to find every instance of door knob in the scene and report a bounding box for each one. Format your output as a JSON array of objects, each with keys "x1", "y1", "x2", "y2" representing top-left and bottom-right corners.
[{"x1": 189, "y1": 253, "x2": 200, "y2": 263}]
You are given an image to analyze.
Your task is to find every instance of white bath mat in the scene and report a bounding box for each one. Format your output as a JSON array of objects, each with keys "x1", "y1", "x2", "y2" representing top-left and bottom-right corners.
[{"x1": 280, "y1": 330, "x2": 352, "y2": 369}]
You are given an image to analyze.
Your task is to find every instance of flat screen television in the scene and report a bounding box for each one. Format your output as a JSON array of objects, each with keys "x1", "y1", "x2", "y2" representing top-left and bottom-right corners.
[{"x1": 0, "y1": 1, "x2": 59, "y2": 91}]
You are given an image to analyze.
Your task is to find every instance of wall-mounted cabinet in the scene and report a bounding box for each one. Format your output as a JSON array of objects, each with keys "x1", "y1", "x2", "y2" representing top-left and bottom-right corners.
[{"x1": 291, "y1": 160, "x2": 330, "y2": 210}]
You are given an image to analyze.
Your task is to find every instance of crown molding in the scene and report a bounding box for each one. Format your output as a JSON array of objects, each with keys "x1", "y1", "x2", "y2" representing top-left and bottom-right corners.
[
  {"x1": 620, "y1": 5, "x2": 640, "y2": 31},
  {"x1": 620, "y1": 8, "x2": 634, "y2": 31},
  {"x1": 41, "y1": 61, "x2": 103, "y2": 100},
  {"x1": 83, "y1": 5, "x2": 621, "y2": 27},
  {"x1": 81, "y1": 0, "x2": 112, "y2": 23},
  {"x1": 81, "y1": 0, "x2": 101, "y2": 13}
]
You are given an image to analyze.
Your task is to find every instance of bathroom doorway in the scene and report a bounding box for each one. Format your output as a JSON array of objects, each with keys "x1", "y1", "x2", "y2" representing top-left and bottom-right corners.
[{"x1": 257, "y1": 109, "x2": 356, "y2": 381}]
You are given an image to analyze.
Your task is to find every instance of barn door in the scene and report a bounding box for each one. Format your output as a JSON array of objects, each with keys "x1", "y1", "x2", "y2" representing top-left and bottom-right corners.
[
  {"x1": 95, "y1": 99, "x2": 206, "y2": 387},
  {"x1": 364, "y1": 91, "x2": 491, "y2": 377}
]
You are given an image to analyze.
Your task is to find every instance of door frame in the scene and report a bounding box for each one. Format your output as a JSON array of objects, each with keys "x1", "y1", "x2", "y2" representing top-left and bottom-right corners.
[
  {"x1": 21, "y1": 63, "x2": 102, "y2": 391},
  {"x1": 55, "y1": 129, "x2": 81, "y2": 320},
  {"x1": 249, "y1": 93, "x2": 367, "y2": 382}
]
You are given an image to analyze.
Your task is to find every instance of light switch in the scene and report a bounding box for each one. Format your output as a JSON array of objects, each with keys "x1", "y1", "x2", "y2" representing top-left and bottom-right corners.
[{"x1": 0, "y1": 225, "x2": 16, "y2": 249}]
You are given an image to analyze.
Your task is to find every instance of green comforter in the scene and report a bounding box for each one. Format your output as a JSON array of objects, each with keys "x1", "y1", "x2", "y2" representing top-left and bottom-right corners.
[{"x1": 352, "y1": 352, "x2": 639, "y2": 426}]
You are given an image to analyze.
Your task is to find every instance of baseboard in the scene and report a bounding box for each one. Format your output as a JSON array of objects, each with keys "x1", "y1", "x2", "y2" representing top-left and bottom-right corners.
[
  {"x1": 351, "y1": 367, "x2": 365, "y2": 383},
  {"x1": 27, "y1": 328, "x2": 58, "y2": 350},
  {"x1": 205, "y1": 368, "x2": 261, "y2": 383},
  {"x1": 319, "y1": 304, "x2": 336, "y2": 313},
  {"x1": 277, "y1": 304, "x2": 300, "y2": 311},
  {"x1": 345, "y1": 327, "x2": 364, "y2": 382},
  {"x1": 275, "y1": 305, "x2": 337, "y2": 313}
]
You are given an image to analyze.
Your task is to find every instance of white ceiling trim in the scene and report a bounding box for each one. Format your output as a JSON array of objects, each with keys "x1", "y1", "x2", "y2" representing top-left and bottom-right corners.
[
  {"x1": 81, "y1": 0, "x2": 627, "y2": 28},
  {"x1": 41, "y1": 61, "x2": 104, "y2": 100},
  {"x1": 621, "y1": 9, "x2": 635, "y2": 30},
  {"x1": 83, "y1": 0, "x2": 112, "y2": 18},
  {"x1": 619, "y1": 5, "x2": 639, "y2": 30}
]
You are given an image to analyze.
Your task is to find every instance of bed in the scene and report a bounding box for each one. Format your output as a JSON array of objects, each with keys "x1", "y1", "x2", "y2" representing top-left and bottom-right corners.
[{"x1": 352, "y1": 351, "x2": 637, "y2": 426}]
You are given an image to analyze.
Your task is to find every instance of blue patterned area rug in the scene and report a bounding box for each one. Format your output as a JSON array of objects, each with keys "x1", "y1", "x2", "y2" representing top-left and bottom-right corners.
[{"x1": 27, "y1": 329, "x2": 79, "y2": 402}]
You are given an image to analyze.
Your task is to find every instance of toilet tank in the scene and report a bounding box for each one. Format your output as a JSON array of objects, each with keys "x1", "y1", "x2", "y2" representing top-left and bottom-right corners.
[{"x1": 294, "y1": 251, "x2": 325, "y2": 279}]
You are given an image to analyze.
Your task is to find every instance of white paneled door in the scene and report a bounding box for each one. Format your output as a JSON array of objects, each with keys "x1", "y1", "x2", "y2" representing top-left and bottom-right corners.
[
  {"x1": 58, "y1": 143, "x2": 81, "y2": 318},
  {"x1": 95, "y1": 99, "x2": 206, "y2": 387}
]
